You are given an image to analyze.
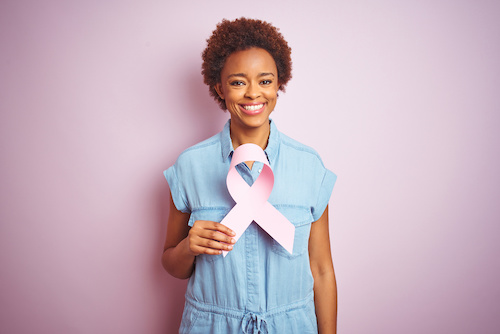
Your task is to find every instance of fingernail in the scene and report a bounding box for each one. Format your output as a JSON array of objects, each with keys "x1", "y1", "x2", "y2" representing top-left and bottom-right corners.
[
  {"x1": 231, "y1": 238, "x2": 235, "y2": 244},
  {"x1": 227, "y1": 245, "x2": 233, "y2": 250}
]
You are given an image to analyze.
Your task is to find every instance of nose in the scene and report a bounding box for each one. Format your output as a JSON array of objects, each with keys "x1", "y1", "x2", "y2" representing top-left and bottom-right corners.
[{"x1": 244, "y1": 82, "x2": 260, "y2": 99}]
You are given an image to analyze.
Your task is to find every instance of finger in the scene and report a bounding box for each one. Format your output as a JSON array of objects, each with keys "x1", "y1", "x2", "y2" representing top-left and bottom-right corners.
[
  {"x1": 195, "y1": 220, "x2": 236, "y2": 237},
  {"x1": 188, "y1": 230, "x2": 234, "y2": 253},
  {"x1": 204, "y1": 239, "x2": 233, "y2": 251},
  {"x1": 191, "y1": 240, "x2": 233, "y2": 255},
  {"x1": 190, "y1": 244, "x2": 223, "y2": 256},
  {"x1": 198, "y1": 229, "x2": 236, "y2": 245},
  {"x1": 192, "y1": 232, "x2": 234, "y2": 251},
  {"x1": 215, "y1": 222, "x2": 236, "y2": 237},
  {"x1": 193, "y1": 221, "x2": 236, "y2": 242}
]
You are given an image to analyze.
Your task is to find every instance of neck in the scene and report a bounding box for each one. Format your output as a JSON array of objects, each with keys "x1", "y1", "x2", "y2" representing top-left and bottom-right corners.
[{"x1": 230, "y1": 120, "x2": 270, "y2": 151}]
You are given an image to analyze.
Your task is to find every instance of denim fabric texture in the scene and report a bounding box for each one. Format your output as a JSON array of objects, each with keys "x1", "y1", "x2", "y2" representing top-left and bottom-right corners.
[{"x1": 164, "y1": 120, "x2": 336, "y2": 334}]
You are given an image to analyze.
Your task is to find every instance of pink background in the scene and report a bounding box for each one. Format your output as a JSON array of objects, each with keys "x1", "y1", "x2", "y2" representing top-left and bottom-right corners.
[{"x1": 1, "y1": 0, "x2": 499, "y2": 333}]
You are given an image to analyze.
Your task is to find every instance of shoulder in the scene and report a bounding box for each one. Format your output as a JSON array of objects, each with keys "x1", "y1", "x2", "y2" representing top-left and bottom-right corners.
[
  {"x1": 175, "y1": 132, "x2": 221, "y2": 165},
  {"x1": 278, "y1": 132, "x2": 326, "y2": 167}
]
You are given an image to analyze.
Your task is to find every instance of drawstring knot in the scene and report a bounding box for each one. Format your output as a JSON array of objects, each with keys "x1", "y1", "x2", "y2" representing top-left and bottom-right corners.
[{"x1": 242, "y1": 312, "x2": 268, "y2": 334}]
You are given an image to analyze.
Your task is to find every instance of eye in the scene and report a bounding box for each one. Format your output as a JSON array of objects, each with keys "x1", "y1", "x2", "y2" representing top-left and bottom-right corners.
[
  {"x1": 230, "y1": 80, "x2": 245, "y2": 86},
  {"x1": 261, "y1": 79, "x2": 273, "y2": 85}
]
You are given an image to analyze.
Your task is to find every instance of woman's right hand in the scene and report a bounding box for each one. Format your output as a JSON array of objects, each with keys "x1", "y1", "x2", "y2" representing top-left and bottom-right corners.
[{"x1": 187, "y1": 221, "x2": 236, "y2": 256}]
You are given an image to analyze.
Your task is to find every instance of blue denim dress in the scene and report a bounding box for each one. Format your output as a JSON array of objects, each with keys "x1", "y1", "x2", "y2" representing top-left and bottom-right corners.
[{"x1": 164, "y1": 120, "x2": 336, "y2": 334}]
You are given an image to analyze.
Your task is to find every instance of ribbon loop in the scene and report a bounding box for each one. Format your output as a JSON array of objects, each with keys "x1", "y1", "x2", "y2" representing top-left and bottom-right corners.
[{"x1": 221, "y1": 143, "x2": 295, "y2": 257}]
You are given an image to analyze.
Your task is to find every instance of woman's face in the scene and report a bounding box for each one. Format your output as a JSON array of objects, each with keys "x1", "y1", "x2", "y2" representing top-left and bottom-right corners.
[{"x1": 215, "y1": 47, "x2": 279, "y2": 132}]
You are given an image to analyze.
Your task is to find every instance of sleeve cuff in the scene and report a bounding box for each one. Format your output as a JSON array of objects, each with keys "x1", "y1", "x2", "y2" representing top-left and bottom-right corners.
[
  {"x1": 163, "y1": 166, "x2": 189, "y2": 213},
  {"x1": 312, "y1": 169, "x2": 337, "y2": 221}
]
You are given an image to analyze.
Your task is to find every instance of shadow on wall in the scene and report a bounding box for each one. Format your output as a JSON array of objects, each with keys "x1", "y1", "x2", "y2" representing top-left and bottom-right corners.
[
  {"x1": 155, "y1": 56, "x2": 227, "y2": 332},
  {"x1": 179, "y1": 54, "x2": 229, "y2": 141},
  {"x1": 155, "y1": 181, "x2": 188, "y2": 333}
]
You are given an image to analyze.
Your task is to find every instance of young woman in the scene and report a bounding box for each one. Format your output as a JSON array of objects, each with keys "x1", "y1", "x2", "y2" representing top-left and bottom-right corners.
[{"x1": 162, "y1": 18, "x2": 337, "y2": 334}]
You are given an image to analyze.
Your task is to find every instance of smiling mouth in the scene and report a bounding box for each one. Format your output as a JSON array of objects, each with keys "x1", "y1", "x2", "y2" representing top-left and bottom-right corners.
[{"x1": 241, "y1": 103, "x2": 265, "y2": 111}]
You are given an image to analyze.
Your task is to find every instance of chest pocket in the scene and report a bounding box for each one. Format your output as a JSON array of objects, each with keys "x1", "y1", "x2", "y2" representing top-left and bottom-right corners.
[
  {"x1": 188, "y1": 208, "x2": 228, "y2": 227},
  {"x1": 190, "y1": 206, "x2": 314, "y2": 262},
  {"x1": 270, "y1": 206, "x2": 314, "y2": 259}
]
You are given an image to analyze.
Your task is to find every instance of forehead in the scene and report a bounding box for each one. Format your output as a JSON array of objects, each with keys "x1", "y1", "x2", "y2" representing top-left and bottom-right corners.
[{"x1": 221, "y1": 47, "x2": 277, "y2": 75}]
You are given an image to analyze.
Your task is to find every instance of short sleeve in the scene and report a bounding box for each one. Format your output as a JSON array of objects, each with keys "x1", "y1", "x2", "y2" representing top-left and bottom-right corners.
[
  {"x1": 311, "y1": 169, "x2": 337, "y2": 221},
  {"x1": 163, "y1": 165, "x2": 190, "y2": 214}
]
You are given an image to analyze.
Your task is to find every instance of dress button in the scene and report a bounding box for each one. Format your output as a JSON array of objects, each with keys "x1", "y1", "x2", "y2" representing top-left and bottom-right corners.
[{"x1": 258, "y1": 169, "x2": 262, "y2": 173}]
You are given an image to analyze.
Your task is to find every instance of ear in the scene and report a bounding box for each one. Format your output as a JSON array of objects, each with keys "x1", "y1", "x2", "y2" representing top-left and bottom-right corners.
[{"x1": 215, "y1": 83, "x2": 224, "y2": 100}]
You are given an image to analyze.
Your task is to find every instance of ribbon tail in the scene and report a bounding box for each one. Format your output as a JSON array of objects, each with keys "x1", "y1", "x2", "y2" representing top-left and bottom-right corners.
[
  {"x1": 220, "y1": 203, "x2": 254, "y2": 257},
  {"x1": 255, "y1": 203, "x2": 295, "y2": 255}
]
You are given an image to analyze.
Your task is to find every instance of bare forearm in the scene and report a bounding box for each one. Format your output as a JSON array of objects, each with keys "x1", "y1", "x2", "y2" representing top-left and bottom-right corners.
[
  {"x1": 162, "y1": 237, "x2": 196, "y2": 279},
  {"x1": 314, "y1": 270, "x2": 337, "y2": 334}
]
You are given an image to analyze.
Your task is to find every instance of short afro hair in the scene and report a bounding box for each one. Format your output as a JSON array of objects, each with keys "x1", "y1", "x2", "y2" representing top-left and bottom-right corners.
[{"x1": 202, "y1": 17, "x2": 292, "y2": 110}]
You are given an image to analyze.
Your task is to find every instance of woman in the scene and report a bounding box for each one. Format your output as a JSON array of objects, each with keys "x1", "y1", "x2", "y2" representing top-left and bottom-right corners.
[{"x1": 162, "y1": 17, "x2": 337, "y2": 333}]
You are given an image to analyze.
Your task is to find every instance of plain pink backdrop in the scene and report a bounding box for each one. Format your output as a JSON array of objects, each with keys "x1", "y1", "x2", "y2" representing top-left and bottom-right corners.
[{"x1": 1, "y1": 0, "x2": 499, "y2": 333}]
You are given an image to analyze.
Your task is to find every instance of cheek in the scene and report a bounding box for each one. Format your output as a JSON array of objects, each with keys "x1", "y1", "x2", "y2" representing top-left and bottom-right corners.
[
  {"x1": 225, "y1": 89, "x2": 243, "y2": 101},
  {"x1": 272, "y1": 84, "x2": 279, "y2": 96},
  {"x1": 268, "y1": 89, "x2": 279, "y2": 100}
]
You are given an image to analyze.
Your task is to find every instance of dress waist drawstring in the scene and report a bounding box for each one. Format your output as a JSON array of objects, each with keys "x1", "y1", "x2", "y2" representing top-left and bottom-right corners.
[
  {"x1": 242, "y1": 312, "x2": 268, "y2": 334},
  {"x1": 183, "y1": 293, "x2": 315, "y2": 333}
]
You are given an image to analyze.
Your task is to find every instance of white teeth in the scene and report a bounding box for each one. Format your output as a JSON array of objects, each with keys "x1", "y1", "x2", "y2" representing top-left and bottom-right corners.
[{"x1": 242, "y1": 104, "x2": 264, "y2": 111}]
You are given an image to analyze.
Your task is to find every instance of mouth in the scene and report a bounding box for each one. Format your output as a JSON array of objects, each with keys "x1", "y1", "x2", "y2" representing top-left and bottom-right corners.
[{"x1": 239, "y1": 103, "x2": 266, "y2": 115}]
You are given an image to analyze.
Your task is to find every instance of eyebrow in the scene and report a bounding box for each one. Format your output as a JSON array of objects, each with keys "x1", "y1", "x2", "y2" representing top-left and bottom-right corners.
[{"x1": 227, "y1": 72, "x2": 275, "y2": 79}]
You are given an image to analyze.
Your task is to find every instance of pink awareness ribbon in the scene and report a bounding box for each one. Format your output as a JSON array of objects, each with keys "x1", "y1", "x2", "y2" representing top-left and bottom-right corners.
[{"x1": 221, "y1": 143, "x2": 295, "y2": 257}]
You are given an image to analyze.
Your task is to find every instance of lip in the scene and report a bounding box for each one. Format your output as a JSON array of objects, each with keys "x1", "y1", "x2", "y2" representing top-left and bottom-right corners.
[{"x1": 239, "y1": 103, "x2": 266, "y2": 115}]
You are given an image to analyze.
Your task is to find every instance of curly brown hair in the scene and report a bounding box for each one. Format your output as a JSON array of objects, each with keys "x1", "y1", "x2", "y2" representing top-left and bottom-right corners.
[{"x1": 202, "y1": 17, "x2": 293, "y2": 110}]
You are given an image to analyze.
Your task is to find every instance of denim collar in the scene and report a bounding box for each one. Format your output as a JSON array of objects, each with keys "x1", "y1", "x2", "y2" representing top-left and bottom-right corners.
[{"x1": 221, "y1": 119, "x2": 279, "y2": 165}]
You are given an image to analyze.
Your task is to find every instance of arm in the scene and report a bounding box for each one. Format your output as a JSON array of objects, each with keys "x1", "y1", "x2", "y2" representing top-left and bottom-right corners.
[
  {"x1": 161, "y1": 192, "x2": 236, "y2": 279},
  {"x1": 309, "y1": 205, "x2": 337, "y2": 333}
]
